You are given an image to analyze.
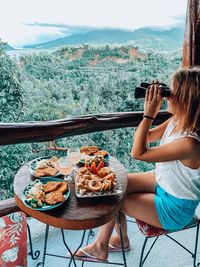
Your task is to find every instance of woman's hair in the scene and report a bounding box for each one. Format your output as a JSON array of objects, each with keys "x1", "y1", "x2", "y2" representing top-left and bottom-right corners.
[{"x1": 170, "y1": 67, "x2": 200, "y2": 135}]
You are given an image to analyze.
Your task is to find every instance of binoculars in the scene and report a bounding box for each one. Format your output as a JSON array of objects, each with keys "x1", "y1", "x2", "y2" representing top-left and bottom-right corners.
[{"x1": 135, "y1": 82, "x2": 171, "y2": 98}]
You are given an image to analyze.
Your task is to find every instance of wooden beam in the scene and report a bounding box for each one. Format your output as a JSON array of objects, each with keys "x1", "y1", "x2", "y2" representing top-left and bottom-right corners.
[
  {"x1": 0, "y1": 198, "x2": 20, "y2": 217},
  {"x1": 182, "y1": 0, "x2": 200, "y2": 67},
  {"x1": 0, "y1": 111, "x2": 171, "y2": 146}
]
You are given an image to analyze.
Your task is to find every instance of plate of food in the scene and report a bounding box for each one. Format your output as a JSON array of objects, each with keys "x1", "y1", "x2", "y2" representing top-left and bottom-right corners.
[
  {"x1": 74, "y1": 166, "x2": 122, "y2": 198},
  {"x1": 29, "y1": 156, "x2": 61, "y2": 178},
  {"x1": 80, "y1": 146, "x2": 110, "y2": 164},
  {"x1": 22, "y1": 177, "x2": 70, "y2": 210}
]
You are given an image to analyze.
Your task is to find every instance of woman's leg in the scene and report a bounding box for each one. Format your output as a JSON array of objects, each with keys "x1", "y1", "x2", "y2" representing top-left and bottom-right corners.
[
  {"x1": 109, "y1": 171, "x2": 157, "y2": 247},
  {"x1": 126, "y1": 172, "x2": 156, "y2": 194},
  {"x1": 75, "y1": 172, "x2": 159, "y2": 259}
]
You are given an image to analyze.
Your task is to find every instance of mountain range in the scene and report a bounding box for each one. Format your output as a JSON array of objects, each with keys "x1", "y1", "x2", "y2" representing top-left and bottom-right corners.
[{"x1": 23, "y1": 27, "x2": 184, "y2": 51}]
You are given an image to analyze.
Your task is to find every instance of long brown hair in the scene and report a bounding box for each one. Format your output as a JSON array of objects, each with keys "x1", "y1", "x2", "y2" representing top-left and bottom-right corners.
[{"x1": 170, "y1": 67, "x2": 200, "y2": 135}]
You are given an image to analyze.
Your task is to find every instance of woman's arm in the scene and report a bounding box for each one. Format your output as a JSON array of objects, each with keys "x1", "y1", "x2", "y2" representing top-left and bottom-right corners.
[
  {"x1": 132, "y1": 83, "x2": 163, "y2": 155},
  {"x1": 131, "y1": 84, "x2": 197, "y2": 162},
  {"x1": 132, "y1": 135, "x2": 197, "y2": 162},
  {"x1": 146, "y1": 118, "x2": 171, "y2": 143}
]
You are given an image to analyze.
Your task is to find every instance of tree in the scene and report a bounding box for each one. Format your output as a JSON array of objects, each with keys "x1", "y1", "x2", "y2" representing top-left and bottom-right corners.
[{"x1": 0, "y1": 50, "x2": 23, "y2": 122}]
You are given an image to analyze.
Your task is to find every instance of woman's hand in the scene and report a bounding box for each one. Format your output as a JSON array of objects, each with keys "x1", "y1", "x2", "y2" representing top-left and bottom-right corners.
[{"x1": 144, "y1": 83, "x2": 163, "y2": 118}]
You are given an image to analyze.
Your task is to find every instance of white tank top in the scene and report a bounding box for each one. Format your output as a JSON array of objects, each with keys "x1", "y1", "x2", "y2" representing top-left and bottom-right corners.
[{"x1": 156, "y1": 119, "x2": 200, "y2": 200}]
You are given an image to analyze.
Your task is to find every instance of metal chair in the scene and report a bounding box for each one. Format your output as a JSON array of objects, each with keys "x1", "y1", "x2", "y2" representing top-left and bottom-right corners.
[{"x1": 135, "y1": 216, "x2": 200, "y2": 267}]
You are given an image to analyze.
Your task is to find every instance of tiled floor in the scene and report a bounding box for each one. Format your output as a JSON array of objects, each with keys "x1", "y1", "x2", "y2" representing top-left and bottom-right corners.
[{"x1": 28, "y1": 206, "x2": 200, "y2": 267}]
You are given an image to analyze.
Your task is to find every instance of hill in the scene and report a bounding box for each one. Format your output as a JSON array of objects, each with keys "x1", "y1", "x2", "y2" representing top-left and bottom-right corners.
[
  {"x1": 4, "y1": 44, "x2": 15, "y2": 51},
  {"x1": 23, "y1": 27, "x2": 184, "y2": 51}
]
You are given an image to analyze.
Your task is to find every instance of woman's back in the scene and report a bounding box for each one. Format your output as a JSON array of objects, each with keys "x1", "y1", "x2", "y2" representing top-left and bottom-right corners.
[{"x1": 156, "y1": 119, "x2": 200, "y2": 200}]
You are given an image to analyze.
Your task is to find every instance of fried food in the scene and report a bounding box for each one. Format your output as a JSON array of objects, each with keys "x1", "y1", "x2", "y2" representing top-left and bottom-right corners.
[
  {"x1": 44, "y1": 181, "x2": 62, "y2": 193},
  {"x1": 94, "y1": 150, "x2": 108, "y2": 157},
  {"x1": 75, "y1": 165, "x2": 117, "y2": 195},
  {"x1": 34, "y1": 167, "x2": 57, "y2": 177},
  {"x1": 78, "y1": 167, "x2": 88, "y2": 175},
  {"x1": 34, "y1": 168, "x2": 47, "y2": 177},
  {"x1": 88, "y1": 146, "x2": 99, "y2": 154},
  {"x1": 80, "y1": 146, "x2": 99, "y2": 155},
  {"x1": 80, "y1": 146, "x2": 89, "y2": 154},
  {"x1": 49, "y1": 156, "x2": 59, "y2": 167},
  {"x1": 34, "y1": 166, "x2": 58, "y2": 177},
  {"x1": 54, "y1": 182, "x2": 68, "y2": 194},
  {"x1": 88, "y1": 179, "x2": 102, "y2": 192},
  {"x1": 45, "y1": 191, "x2": 65, "y2": 205},
  {"x1": 34, "y1": 156, "x2": 59, "y2": 177}
]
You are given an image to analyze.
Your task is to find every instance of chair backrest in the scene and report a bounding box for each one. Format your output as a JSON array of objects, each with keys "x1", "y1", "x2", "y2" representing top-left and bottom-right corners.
[{"x1": 0, "y1": 211, "x2": 27, "y2": 267}]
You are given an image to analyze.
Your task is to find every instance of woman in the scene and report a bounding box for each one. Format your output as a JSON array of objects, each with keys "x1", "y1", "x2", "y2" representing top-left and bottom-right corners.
[{"x1": 75, "y1": 68, "x2": 200, "y2": 262}]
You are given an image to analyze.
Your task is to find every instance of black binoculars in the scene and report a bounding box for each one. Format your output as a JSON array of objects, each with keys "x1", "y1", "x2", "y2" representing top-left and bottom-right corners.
[{"x1": 135, "y1": 82, "x2": 171, "y2": 98}]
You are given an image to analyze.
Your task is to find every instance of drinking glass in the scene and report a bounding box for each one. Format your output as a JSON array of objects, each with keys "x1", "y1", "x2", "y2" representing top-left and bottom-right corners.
[
  {"x1": 57, "y1": 156, "x2": 74, "y2": 183},
  {"x1": 67, "y1": 147, "x2": 81, "y2": 166}
]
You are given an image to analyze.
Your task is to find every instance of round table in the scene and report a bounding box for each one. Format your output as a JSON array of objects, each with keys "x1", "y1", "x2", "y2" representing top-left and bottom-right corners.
[{"x1": 14, "y1": 157, "x2": 128, "y2": 266}]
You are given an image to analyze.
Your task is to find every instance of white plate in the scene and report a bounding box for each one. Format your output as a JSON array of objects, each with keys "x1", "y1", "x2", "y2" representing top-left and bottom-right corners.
[
  {"x1": 29, "y1": 156, "x2": 61, "y2": 178},
  {"x1": 74, "y1": 173, "x2": 122, "y2": 198}
]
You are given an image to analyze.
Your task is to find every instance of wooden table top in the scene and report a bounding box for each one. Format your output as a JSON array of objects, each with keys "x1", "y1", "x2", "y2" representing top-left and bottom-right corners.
[{"x1": 14, "y1": 157, "x2": 128, "y2": 230}]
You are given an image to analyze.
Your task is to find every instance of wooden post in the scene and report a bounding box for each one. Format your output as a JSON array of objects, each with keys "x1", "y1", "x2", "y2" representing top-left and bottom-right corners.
[{"x1": 182, "y1": 0, "x2": 200, "y2": 67}]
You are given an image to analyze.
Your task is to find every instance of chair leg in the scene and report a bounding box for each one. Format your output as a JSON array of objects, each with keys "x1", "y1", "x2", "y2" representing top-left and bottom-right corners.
[
  {"x1": 139, "y1": 236, "x2": 159, "y2": 267},
  {"x1": 139, "y1": 237, "x2": 148, "y2": 267},
  {"x1": 193, "y1": 221, "x2": 200, "y2": 267}
]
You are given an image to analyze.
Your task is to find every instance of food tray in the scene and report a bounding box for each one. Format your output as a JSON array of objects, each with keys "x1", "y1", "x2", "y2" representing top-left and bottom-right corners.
[{"x1": 74, "y1": 175, "x2": 122, "y2": 198}]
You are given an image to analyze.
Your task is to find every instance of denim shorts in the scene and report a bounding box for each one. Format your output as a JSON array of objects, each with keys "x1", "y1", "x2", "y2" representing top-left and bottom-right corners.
[{"x1": 154, "y1": 184, "x2": 199, "y2": 231}]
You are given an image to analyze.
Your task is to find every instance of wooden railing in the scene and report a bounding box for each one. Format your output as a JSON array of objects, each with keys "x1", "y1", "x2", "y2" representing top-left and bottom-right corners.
[
  {"x1": 0, "y1": 111, "x2": 171, "y2": 146},
  {"x1": 0, "y1": 0, "x2": 200, "y2": 217}
]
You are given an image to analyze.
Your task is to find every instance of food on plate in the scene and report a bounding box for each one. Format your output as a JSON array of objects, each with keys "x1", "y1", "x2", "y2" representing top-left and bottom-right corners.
[
  {"x1": 78, "y1": 167, "x2": 88, "y2": 175},
  {"x1": 75, "y1": 164, "x2": 117, "y2": 196},
  {"x1": 80, "y1": 146, "x2": 89, "y2": 154},
  {"x1": 94, "y1": 150, "x2": 109, "y2": 158},
  {"x1": 84, "y1": 160, "x2": 105, "y2": 175},
  {"x1": 88, "y1": 146, "x2": 99, "y2": 154},
  {"x1": 34, "y1": 156, "x2": 59, "y2": 177},
  {"x1": 88, "y1": 179, "x2": 102, "y2": 192},
  {"x1": 103, "y1": 173, "x2": 116, "y2": 181},
  {"x1": 24, "y1": 180, "x2": 68, "y2": 208},
  {"x1": 80, "y1": 146, "x2": 109, "y2": 159},
  {"x1": 80, "y1": 146, "x2": 99, "y2": 155},
  {"x1": 54, "y1": 181, "x2": 68, "y2": 194},
  {"x1": 44, "y1": 181, "x2": 62, "y2": 193},
  {"x1": 34, "y1": 166, "x2": 58, "y2": 177},
  {"x1": 45, "y1": 191, "x2": 66, "y2": 205},
  {"x1": 98, "y1": 167, "x2": 112, "y2": 178}
]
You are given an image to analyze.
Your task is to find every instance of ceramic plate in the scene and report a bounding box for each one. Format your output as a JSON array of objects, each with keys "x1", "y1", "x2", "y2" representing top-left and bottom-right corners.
[
  {"x1": 29, "y1": 156, "x2": 61, "y2": 178},
  {"x1": 22, "y1": 177, "x2": 70, "y2": 210}
]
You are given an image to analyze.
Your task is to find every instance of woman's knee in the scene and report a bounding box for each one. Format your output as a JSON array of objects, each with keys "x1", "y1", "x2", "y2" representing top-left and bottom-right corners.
[
  {"x1": 120, "y1": 195, "x2": 137, "y2": 215},
  {"x1": 127, "y1": 172, "x2": 156, "y2": 194}
]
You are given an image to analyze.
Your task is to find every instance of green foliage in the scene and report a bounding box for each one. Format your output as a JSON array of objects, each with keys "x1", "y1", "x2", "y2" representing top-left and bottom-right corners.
[
  {"x1": 0, "y1": 45, "x2": 182, "y2": 199},
  {"x1": 0, "y1": 52, "x2": 23, "y2": 122}
]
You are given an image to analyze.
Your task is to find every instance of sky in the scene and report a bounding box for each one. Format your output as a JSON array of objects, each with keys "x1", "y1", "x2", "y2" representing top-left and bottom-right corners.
[{"x1": 0, "y1": 0, "x2": 188, "y2": 47}]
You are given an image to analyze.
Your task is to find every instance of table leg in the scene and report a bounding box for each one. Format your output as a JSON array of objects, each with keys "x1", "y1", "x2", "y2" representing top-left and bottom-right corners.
[
  {"x1": 37, "y1": 224, "x2": 49, "y2": 267},
  {"x1": 116, "y1": 213, "x2": 127, "y2": 267},
  {"x1": 27, "y1": 223, "x2": 40, "y2": 260},
  {"x1": 61, "y1": 229, "x2": 86, "y2": 267}
]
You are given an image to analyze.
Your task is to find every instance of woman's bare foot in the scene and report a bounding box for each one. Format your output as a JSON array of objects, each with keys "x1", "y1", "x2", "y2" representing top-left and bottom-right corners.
[
  {"x1": 109, "y1": 234, "x2": 130, "y2": 249},
  {"x1": 74, "y1": 242, "x2": 108, "y2": 261}
]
